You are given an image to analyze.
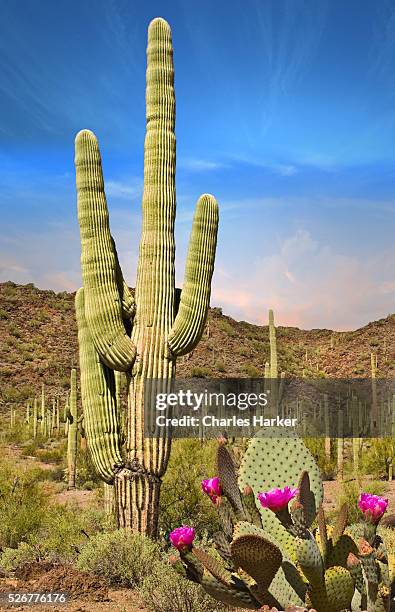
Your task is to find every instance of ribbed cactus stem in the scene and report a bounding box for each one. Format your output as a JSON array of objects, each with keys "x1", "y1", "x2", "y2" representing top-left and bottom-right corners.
[
  {"x1": 42, "y1": 410, "x2": 47, "y2": 437},
  {"x1": 74, "y1": 17, "x2": 218, "y2": 535},
  {"x1": 67, "y1": 368, "x2": 78, "y2": 489},
  {"x1": 103, "y1": 482, "x2": 115, "y2": 517},
  {"x1": 268, "y1": 309, "x2": 278, "y2": 412},
  {"x1": 64, "y1": 396, "x2": 69, "y2": 436},
  {"x1": 33, "y1": 398, "x2": 37, "y2": 438},
  {"x1": 26, "y1": 401, "x2": 30, "y2": 425},
  {"x1": 324, "y1": 394, "x2": 331, "y2": 461},
  {"x1": 337, "y1": 409, "x2": 344, "y2": 480},
  {"x1": 371, "y1": 352, "x2": 378, "y2": 435},
  {"x1": 351, "y1": 395, "x2": 361, "y2": 484},
  {"x1": 40, "y1": 383, "x2": 45, "y2": 432},
  {"x1": 56, "y1": 398, "x2": 60, "y2": 436},
  {"x1": 51, "y1": 398, "x2": 56, "y2": 435},
  {"x1": 268, "y1": 309, "x2": 278, "y2": 378}
]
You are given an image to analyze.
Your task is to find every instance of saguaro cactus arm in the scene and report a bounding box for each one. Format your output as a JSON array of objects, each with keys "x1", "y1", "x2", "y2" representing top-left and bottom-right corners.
[
  {"x1": 75, "y1": 288, "x2": 124, "y2": 484},
  {"x1": 168, "y1": 194, "x2": 219, "y2": 356},
  {"x1": 75, "y1": 130, "x2": 136, "y2": 372}
]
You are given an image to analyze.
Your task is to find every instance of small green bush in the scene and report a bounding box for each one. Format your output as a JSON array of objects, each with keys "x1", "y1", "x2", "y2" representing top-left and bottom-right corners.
[
  {"x1": 76, "y1": 530, "x2": 159, "y2": 587},
  {"x1": 217, "y1": 320, "x2": 237, "y2": 337},
  {"x1": 76, "y1": 446, "x2": 102, "y2": 487},
  {"x1": 190, "y1": 366, "x2": 212, "y2": 378},
  {"x1": 242, "y1": 364, "x2": 261, "y2": 378},
  {"x1": 35, "y1": 447, "x2": 64, "y2": 464},
  {"x1": 0, "y1": 542, "x2": 38, "y2": 571},
  {"x1": 360, "y1": 438, "x2": 395, "y2": 479},
  {"x1": 0, "y1": 462, "x2": 48, "y2": 548},
  {"x1": 27, "y1": 506, "x2": 106, "y2": 563},
  {"x1": 214, "y1": 360, "x2": 226, "y2": 373},
  {"x1": 138, "y1": 556, "x2": 233, "y2": 611}
]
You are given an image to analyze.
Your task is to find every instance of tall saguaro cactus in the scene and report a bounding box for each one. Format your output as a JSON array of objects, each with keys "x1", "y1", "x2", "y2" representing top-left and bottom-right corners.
[{"x1": 74, "y1": 18, "x2": 219, "y2": 535}]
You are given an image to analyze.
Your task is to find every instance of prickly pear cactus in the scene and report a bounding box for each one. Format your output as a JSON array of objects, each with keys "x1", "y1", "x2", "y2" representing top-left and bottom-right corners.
[
  {"x1": 74, "y1": 18, "x2": 219, "y2": 535},
  {"x1": 170, "y1": 438, "x2": 393, "y2": 611}
]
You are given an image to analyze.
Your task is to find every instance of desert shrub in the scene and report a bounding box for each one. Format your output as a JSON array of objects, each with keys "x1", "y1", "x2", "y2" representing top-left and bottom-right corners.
[
  {"x1": 76, "y1": 446, "x2": 102, "y2": 487},
  {"x1": 235, "y1": 345, "x2": 250, "y2": 357},
  {"x1": 214, "y1": 360, "x2": 226, "y2": 373},
  {"x1": 0, "y1": 542, "x2": 38, "y2": 571},
  {"x1": 337, "y1": 480, "x2": 388, "y2": 525},
  {"x1": 159, "y1": 439, "x2": 221, "y2": 537},
  {"x1": 360, "y1": 438, "x2": 395, "y2": 479},
  {"x1": 242, "y1": 364, "x2": 261, "y2": 378},
  {"x1": 35, "y1": 446, "x2": 64, "y2": 464},
  {"x1": 217, "y1": 320, "x2": 237, "y2": 337},
  {"x1": 27, "y1": 506, "x2": 107, "y2": 563},
  {"x1": 0, "y1": 462, "x2": 48, "y2": 548},
  {"x1": 138, "y1": 556, "x2": 234, "y2": 611},
  {"x1": 21, "y1": 437, "x2": 47, "y2": 457},
  {"x1": 76, "y1": 530, "x2": 159, "y2": 587},
  {"x1": 190, "y1": 366, "x2": 212, "y2": 378}
]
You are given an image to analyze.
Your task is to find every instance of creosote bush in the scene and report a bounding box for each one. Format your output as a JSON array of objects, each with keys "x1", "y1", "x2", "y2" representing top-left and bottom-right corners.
[
  {"x1": 0, "y1": 505, "x2": 108, "y2": 568},
  {"x1": 76, "y1": 530, "x2": 159, "y2": 587},
  {"x1": 0, "y1": 460, "x2": 47, "y2": 548}
]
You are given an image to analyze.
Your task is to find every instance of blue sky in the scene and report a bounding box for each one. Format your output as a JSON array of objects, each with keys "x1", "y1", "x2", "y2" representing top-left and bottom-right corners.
[{"x1": 1, "y1": 0, "x2": 395, "y2": 330}]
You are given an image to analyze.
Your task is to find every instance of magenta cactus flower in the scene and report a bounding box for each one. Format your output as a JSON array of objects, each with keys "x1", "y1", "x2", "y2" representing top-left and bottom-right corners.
[
  {"x1": 169, "y1": 525, "x2": 195, "y2": 550},
  {"x1": 257, "y1": 486, "x2": 299, "y2": 513},
  {"x1": 201, "y1": 477, "x2": 222, "y2": 504},
  {"x1": 358, "y1": 493, "x2": 388, "y2": 523}
]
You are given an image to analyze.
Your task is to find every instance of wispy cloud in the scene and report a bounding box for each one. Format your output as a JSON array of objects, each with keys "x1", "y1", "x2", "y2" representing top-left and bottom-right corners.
[
  {"x1": 106, "y1": 177, "x2": 143, "y2": 200},
  {"x1": 227, "y1": 153, "x2": 298, "y2": 176},
  {"x1": 252, "y1": 0, "x2": 328, "y2": 133},
  {"x1": 178, "y1": 158, "x2": 228, "y2": 172}
]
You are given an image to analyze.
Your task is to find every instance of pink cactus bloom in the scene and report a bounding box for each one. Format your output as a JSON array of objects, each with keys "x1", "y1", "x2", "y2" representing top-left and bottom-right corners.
[
  {"x1": 201, "y1": 477, "x2": 222, "y2": 504},
  {"x1": 358, "y1": 493, "x2": 388, "y2": 523},
  {"x1": 169, "y1": 525, "x2": 195, "y2": 550},
  {"x1": 257, "y1": 486, "x2": 299, "y2": 513}
]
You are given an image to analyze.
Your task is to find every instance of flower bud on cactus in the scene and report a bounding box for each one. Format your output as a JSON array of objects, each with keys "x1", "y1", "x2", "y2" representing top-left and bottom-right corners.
[
  {"x1": 358, "y1": 493, "x2": 388, "y2": 524},
  {"x1": 170, "y1": 525, "x2": 195, "y2": 550},
  {"x1": 202, "y1": 477, "x2": 222, "y2": 504},
  {"x1": 258, "y1": 486, "x2": 299, "y2": 513}
]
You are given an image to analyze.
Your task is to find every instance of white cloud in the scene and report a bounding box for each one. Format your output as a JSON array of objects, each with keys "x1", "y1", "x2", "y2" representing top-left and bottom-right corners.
[
  {"x1": 178, "y1": 158, "x2": 228, "y2": 172},
  {"x1": 212, "y1": 229, "x2": 395, "y2": 331},
  {"x1": 106, "y1": 178, "x2": 143, "y2": 200}
]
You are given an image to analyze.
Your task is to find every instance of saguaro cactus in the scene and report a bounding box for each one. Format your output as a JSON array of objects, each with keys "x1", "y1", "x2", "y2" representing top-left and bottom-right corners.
[
  {"x1": 74, "y1": 18, "x2": 218, "y2": 535},
  {"x1": 67, "y1": 368, "x2": 78, "y2": 489}
]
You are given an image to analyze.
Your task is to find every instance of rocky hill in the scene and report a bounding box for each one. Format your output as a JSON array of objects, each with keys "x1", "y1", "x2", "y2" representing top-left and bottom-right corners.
[{"x1": 1, "y1": 281, "x2": 394, "y2": 413}]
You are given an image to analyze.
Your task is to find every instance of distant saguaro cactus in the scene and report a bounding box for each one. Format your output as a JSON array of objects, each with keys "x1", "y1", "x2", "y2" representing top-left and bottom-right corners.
[
  {"x1": 74, "y1": 18, "x2": 218, "y2": 535},
  {"x1": 67, "y1": 368, "x2": 78, "y2": 489}
]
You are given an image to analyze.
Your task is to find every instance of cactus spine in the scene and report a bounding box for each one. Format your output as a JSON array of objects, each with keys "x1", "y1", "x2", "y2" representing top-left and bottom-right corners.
[
  {"x1": 67, "y1": 368, "x2": 78, "y2": 489},
  {"x1": 74, "y1": 18, "x2": 218, "y2": 535}
]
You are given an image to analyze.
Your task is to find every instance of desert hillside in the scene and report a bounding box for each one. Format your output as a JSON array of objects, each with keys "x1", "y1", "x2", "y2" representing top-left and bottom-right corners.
[{"x1": 1, "y1": 280, "x2": 394, "y2": 413}]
